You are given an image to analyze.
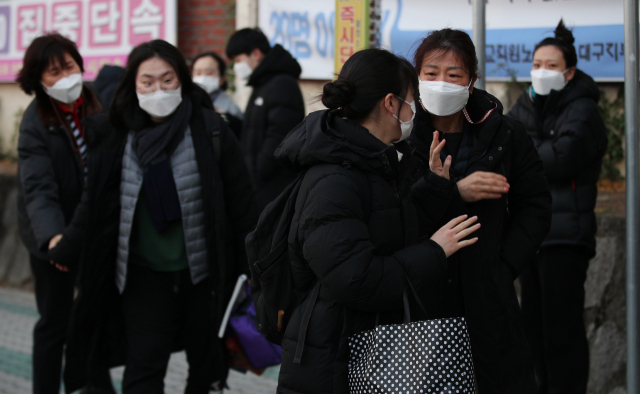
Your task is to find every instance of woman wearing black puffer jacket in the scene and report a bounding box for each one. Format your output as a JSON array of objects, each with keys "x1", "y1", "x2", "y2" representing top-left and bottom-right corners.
[
  {"x1": 507, "y1": 20, "x2": 607, "y2": 394},
  {"x1": 274, "y1": 48, "x2": 481, "y2": 394}
]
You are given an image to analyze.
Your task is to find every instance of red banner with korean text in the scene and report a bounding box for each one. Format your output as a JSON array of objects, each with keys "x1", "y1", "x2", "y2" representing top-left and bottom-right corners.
[{"x1": 0, "y1": 0, "x2": 177, "y2": 82}]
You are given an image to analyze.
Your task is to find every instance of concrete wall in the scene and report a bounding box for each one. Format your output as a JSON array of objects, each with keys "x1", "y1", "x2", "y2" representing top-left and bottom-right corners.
[
  {"x1": 0, "y1": 85, "x2": 33, "y2": 156},
  {"x1": 0, "y1": 175, "x2": 30, "y2": 290}
]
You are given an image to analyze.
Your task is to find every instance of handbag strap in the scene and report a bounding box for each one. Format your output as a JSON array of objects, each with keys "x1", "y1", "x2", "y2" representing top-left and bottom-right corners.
[
  {"x1": 375, "y1": 276, "x2": 430, "y2": 326},
  {"x1": 404, "y1": 274, "x2": 429, "y2": 320}
]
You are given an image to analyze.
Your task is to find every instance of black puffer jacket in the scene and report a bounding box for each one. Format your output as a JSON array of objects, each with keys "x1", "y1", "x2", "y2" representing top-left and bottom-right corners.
[
  {"x1": 274, "y1": 110, "x2": 456, "y2": 394},
  {"x1": 243, "y1": 44, "x2": 305, "y2": 209},
  {"x1": 17, "y1": 87, "x2": 102, "y2": 260},
  {"x1": 507, "y1": 69, "x2": 607, "y2": 256},
  {"x1": 408, "y1": 89, "x2": 552, "y2": 394}
]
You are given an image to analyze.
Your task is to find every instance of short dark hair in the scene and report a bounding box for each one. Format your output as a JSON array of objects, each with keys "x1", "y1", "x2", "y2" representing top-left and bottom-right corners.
[
  {"x1": 322, "y1": 48, "x2": 418, "y2": 123},
  {"x1": 225, "y1": 28, "x2": 271, "y2": 59},
  {"x1": 534, "y1": 19, "x2": 577, "y2": 69},
  {"x1": 192, "y1": 51, "x2": 229, "y2": 90},
  {"x1": 110, "y1": 39, "x2": 211, "y2": 130},
  {"x1": 413, "y1": 28, "x2": 478, "y2": 81},
  {"x1": 16, "y1": 33, "x2": 84, "y2": 97}
]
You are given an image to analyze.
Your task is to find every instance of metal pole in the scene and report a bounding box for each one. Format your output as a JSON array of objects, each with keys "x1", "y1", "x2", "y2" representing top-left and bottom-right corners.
[
  {"x1": 625, "y1": 0, "x2": 640, "y2": 392},
  {"x1": 369, "y1": 0, "x2": 382, "y2": 47},
  {"x1": 472, "y1": 0, "x2": 485, "y2": 90}
]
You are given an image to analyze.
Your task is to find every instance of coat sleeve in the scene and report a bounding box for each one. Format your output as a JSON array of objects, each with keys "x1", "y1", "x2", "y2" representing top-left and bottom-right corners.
[
  {"x1": 501, "y1": 122, "x2": 552, "y2": 278},
  {"x1": 255, "y1": 77, "x2": 304, "y2": 183},
  {"x1": 536, "y1": 99, "x2": 606, "y2": 183},
  {"x1": 299, "y1": 172, "x2": 448, "y2": 313},
  {"x1": 47, "y1": 185, "x2": 91, "y2": 267},
  {"x1": 217, "y1": 118, "x2": 259, "y2": 274},
  {"x1": 17, "y1": 114, "x2": 66, "y2": 250}
]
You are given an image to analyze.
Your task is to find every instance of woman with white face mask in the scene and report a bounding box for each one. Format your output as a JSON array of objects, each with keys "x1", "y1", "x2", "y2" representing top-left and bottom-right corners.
[
  {"x1": 507, "y1": 20, "x2": 607, "y2": 394},
  {"x1": 191, "y1": 52, "x2": 243, "y2": 138},
  {"x1": 48, "y1": 40, "x2": 258, "y2": 393},
  {"x1": 407, "y1": 28, "x2": 552, "y2": 394},
  {"x1": 15, "y1": 33, "x2": 114, "y2": 394}
]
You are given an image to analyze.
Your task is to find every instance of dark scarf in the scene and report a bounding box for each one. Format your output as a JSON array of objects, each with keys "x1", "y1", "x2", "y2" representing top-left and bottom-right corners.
[
  {"x1": 133, "y1": 96, "x2": 193, "y2": 233},
  {"x1": 440, "y1": 125, "x2": 476, "y2": 182}
]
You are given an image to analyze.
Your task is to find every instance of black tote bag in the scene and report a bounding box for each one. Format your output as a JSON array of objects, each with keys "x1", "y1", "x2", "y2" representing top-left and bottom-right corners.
[{"x1": 348, "y1": 282, "x2": 477, "y2": 394}]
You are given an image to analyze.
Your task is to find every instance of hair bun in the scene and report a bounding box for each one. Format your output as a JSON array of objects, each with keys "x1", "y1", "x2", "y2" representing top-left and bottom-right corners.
[
  {"x1": 322, "y1": 79, "x2": 355, "y2": 110},
  {"x1": 554, "y1": 19, "x2": 575, "y2": 45}
]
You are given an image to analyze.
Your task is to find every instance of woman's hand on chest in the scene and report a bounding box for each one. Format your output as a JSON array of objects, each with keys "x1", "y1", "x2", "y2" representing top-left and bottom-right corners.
[{"x1": 456, "y1": 171, "x2": 510, "y2": 202}]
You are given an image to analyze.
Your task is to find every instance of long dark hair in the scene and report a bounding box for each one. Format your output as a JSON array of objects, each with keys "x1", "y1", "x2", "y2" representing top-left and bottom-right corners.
[
  {"x1": 322, "y1": 48, "x2": 417, "y2": 123},
  {"x1": 534, "y1": 19, "x2": 577, "y2": 69},
  {"x1": 110, "y1": 40, "x2": 211, "y2": 131},
  {"x1": 413, "y1": 29, "x2": 478, "y2": 81}
]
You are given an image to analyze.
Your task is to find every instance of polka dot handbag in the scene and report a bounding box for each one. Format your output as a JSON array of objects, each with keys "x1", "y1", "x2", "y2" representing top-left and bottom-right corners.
[{"x1": 348, "y1": 287, "x2": 477, "y2": 393}]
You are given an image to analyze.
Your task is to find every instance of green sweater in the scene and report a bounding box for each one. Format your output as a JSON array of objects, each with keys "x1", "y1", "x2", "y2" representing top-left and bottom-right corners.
[{"x1": 129, "y1": 189, "x2": 189, "y2": 272}]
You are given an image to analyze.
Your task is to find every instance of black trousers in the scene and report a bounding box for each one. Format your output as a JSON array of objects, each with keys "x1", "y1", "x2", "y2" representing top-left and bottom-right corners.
[
  {"x1": 30, "y1": 254, "x2": 115, "y2": 394},
  {"x1": 121, "y1": 265, "x2": 218, "y2": 394},
  {"x1": 520, "y1": 246, "x2": 590, "y2": 394},
  {"x1": 30, "y1": 253, "x2": 75, "y2": 394}
]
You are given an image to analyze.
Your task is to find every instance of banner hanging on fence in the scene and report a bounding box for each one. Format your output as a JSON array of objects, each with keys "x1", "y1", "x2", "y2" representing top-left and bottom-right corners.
[
  {"x1": 258, "y1": 0, "x2": 627, "y2": 81},
  {"x1": 0, "y1": 0, "x2": 177, "y2": 82},
  {"x1": 334, "y1": 0, "x2": 369, "y2": 75}
]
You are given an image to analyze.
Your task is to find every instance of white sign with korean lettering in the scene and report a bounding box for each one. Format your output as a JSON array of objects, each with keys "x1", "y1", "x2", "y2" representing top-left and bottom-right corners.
[{"x1": 259, "y1": 0, "x2": 627, "y2": 81}]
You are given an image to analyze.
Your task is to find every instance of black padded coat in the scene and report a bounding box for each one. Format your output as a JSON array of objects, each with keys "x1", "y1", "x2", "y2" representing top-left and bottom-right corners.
[
  {"x1": 408, "y1": 89, "x2": 552, "y2": 394},
  {"x1": 273, "y1": 110, "x2": 457, "y2": 394},
  {"x1": 243, "y1": 44, "x2": 305, "y2": 209},
  {"x1": 507, "y1": 69, "x2": 607, "y2": 257},
  {"x1": 17, "y1": 87, "x2": 102, "y2": 260}
]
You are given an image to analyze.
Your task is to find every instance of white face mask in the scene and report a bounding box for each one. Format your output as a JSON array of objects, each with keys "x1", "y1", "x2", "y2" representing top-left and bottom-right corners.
[
  {"x1": 233, "y1": 61, "x2": 253, "y2": 82},
  {"x1": 419, "y1": 79, "x2": 472, "y2": 117},
  {"x1": 193, "y1": 75, "x2": 220, "y2": 94},
  {"x1": 530, "y1": 68, "x2": 569, "y2": 96},
  {"x1": 389, "y1": 96, "x2": 416, "y2": 143},
  {"x1": 42, "y1": 73, "x2": 83, "y2": 104},
  {"x1": 136, "y1": 86, "x2": 183, "y2": 118}
]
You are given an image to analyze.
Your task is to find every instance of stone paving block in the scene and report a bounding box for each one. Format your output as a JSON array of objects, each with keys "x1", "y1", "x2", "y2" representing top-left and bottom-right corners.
[{"x1": 0, "y1": 370, "x2": 32, "y2": 394}]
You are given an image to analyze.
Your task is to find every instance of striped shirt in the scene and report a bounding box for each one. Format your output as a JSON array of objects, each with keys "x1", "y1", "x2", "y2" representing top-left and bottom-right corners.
[
  {"x1": 65, "y1": 113, "x2": 87, "y2": 175},
  {"x1": 57, "y1": 96, "x2": 87, "y2": 175}
]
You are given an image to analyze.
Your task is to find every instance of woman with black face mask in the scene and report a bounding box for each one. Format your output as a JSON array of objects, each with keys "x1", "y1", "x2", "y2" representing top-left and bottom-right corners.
[
  {"x1": 508, "y1": 20, "x2": 607, "y2": 394},
  {"x1": 407, "y1": 28, "x2": 553, "y2": 394},
  {"x1": 49, "y1": 40, "x2": 258, "y2": 393}
]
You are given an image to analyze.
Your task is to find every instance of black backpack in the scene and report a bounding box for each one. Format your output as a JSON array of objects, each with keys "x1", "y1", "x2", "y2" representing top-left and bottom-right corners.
[{"x1": 245, "y1": 163, "x2": 371, "y2": 364}]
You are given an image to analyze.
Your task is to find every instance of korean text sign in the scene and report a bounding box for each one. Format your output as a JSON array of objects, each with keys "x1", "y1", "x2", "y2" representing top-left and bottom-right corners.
[
  {"x1": 334, "y1": 0, "x2": 368, "y2": 75},
  {"x1": 0, "y1": 0, "x2": 177, "y2": 82}
]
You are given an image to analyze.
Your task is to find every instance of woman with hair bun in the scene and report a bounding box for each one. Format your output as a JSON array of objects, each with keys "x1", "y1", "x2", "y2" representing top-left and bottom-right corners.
[
  {"x1": 407, "y1": 28, "x2": 552, "y2": 394},
  {"x1": 508, "y1": 19, "x2": 607, "y2": 394},
  {"x1": 273, "y1": 47, "x2": 481, "y2": 393}
]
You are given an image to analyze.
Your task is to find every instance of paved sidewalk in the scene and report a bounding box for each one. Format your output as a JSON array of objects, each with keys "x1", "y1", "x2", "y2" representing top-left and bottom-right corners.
[{"x1": 0, "y1": 286, "x2": 279, "y2": 394}]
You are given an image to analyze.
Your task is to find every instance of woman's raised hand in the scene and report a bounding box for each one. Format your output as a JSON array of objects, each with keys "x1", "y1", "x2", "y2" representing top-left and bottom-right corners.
[
  {"x1": 429, "y1": 131, "x2": 451, "y2": 180},
  {"x1": 430, "y1": 215, "x2": 480, "y2": 257}
]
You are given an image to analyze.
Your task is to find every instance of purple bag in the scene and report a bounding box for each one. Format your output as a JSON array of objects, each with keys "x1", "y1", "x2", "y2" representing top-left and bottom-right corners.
[{"x1": 228, "y1": 283, "x2": 282, "y2": 370}]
